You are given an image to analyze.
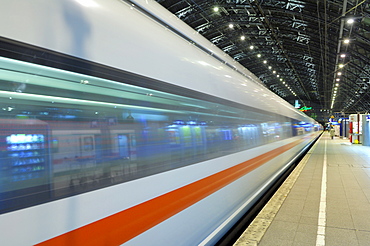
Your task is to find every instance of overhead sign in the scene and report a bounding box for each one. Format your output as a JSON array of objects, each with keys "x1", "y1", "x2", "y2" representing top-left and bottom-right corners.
[
  {"x1": 294, "y1": 100, "x2": 301, "y2": 108},
  {"x1": 299, "y1": 106, "x2": 312, "y2": 111}
]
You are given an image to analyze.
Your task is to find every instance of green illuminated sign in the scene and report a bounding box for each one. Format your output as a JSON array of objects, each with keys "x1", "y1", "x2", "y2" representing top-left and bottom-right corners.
[{"x1": 299, "y1": 106, "x2": 312, "y2": 111}]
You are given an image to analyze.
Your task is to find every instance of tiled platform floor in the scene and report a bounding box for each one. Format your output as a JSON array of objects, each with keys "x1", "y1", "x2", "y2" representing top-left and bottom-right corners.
[{"x1": 234, "y1": 132, "x2": 370, "y2": 246}]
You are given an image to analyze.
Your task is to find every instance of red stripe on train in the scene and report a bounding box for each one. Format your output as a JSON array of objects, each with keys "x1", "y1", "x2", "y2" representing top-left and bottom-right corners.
[{"x1": 36, "y1": 139, "x2": 304, "y2": 246}]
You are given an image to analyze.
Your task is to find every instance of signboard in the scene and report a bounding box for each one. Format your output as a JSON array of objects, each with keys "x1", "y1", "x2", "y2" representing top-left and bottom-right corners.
[{"x1": 299, "y1": 106, "x2": 312, "y2": 112}]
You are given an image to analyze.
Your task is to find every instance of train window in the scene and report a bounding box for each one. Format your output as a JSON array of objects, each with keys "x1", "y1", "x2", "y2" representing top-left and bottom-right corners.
[{"x1": 0, "y1": 56, "x2": 312, "y2": 213}]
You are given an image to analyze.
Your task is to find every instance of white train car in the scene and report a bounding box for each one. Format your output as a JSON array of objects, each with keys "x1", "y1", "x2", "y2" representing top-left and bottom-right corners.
[{"x1": 0, "y1": 0, "x2": 321, "y2": 245}]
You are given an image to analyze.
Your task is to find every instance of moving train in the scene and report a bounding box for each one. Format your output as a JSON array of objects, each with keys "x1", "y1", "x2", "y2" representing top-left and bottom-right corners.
[{"x1": 0, "y1": 0, "x2": 321, "y2": 245}]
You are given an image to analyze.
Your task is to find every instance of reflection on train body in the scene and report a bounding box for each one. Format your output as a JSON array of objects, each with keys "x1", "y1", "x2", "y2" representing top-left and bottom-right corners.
[{"x1": 0, "y1": 56, "x2": 319, "y2": 214}]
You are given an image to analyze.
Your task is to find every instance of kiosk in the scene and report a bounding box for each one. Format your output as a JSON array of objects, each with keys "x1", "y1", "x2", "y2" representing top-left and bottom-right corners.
[{"x1": 349, "y1": 114, "x2": 362, "y2": 144}]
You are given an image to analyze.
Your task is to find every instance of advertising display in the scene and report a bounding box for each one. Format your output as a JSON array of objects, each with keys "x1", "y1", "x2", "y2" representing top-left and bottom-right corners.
[{"x1": 6, "y1": 133, "x2": 46, "y2": 182}]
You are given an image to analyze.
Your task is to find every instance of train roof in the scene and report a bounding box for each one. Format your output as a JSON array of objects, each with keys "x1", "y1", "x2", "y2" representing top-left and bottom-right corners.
[{"x1": 0, "y1": 0, "x2": 312, "y2": 122}]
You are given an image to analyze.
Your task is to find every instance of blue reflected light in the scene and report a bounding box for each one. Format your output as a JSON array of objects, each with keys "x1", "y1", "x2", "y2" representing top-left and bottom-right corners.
[
  {"x1": 173, "y1": 120, "x2": 185, "y2": 125},
  {"x1": 187, "y1": 121, "x2": 197, "y2": 125}
]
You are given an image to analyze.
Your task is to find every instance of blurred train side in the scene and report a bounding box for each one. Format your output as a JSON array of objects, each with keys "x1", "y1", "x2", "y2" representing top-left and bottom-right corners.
[{"x1": 0, "y1": 0, "x2": 321, "y2": 245}]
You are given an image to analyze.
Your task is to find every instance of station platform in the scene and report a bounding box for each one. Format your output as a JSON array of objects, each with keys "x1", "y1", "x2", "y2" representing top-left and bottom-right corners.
[{"x1": 234, "y1": 132, "x2": 370, "y2": 246}]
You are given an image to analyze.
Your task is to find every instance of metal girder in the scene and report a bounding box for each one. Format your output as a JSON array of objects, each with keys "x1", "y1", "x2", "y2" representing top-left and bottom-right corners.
[{"x1": 156, "y1": 0, "x2": 370, "y2": 116}]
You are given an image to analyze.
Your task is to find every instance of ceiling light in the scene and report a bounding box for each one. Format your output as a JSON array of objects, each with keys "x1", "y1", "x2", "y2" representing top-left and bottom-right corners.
[
  {"x1": 347, "y1": 18, "x2": 355, "y2": 24},
  {"x1": 336, "y1": 78, "x2": 340, "y2": 81},
  {"x1": 272, "y1": 70, "x2": 276, "y2": 74},
  {"x1": 340, "y1": 54, "x2": 346, "y2": 58},
  {"x1": 213, "y1": 6, "x2": 219, "y2": 12},
  {"x1": 339, "y1": 64, "x2": 344, "y2": 68},
  {"x1": 263, "y1": 60, "x2": 267, "y2": 64},
  {"x1": 229, "y1": 23, "x2": 234, "y2": 29},
  {"x1": 249, "y1": 45, "x2": 254, "y2": 50},
  {"x1": 336, "y1": 83, "x2": 339, "y2": 86},
  {"x1": 240, "y1": 36, "x2": 245, "y2": 41},
  {"x1": 337, "y1": 72, "x2": 342, "y2": 76},
  {"x1": 257, "y1": 54, "x2": 261, "y2": 58},
  {"x1": 268, "y1": 66, "x2": 272, "y2": 69},
  {"x1": 75, "y1": 0, "x2": 99, "y2": 7},
  {"x1": 343, "y1": 39, "x2": 350, "y2": 44}
]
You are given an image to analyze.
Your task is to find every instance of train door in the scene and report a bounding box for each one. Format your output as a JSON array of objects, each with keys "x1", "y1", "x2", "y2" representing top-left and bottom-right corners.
[
  {"x1": 128, "y1": 133, "x2": 136, "y2": 160},
  {"x1": 238, "y1": 125, "x2": 259, "y2": 149},
  {"x1": 192, "y1": 125, "x2": 206, "y2": 157},
  {"x1": 94, "y1": 135, "x2": 102, "y2": 162},
  {"x1": 118, "y1": 134, "x2": 130, "y2": 158},
  {"x1": 238, "y1": 126, "x2": 248, "y2": 147},
  {"x1": 166, "y1": 122, "x2": 206, "y2": 164},
  {"x1": 166, "y1": 125, "x2": 182, "y2": 165},
  {"x1": 79, "y1": 135, "x2": 95, "y2": 159}
]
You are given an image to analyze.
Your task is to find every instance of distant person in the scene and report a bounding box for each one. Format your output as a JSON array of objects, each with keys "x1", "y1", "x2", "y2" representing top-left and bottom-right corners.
[{"x1": 329, "y1": 127, "x2": 335, "y2": 139}]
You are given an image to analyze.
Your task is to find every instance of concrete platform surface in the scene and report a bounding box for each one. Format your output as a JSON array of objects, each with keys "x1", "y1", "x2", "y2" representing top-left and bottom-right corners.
[{"x1": 234, "y1": 132, "x2": 370, "y2": 246}]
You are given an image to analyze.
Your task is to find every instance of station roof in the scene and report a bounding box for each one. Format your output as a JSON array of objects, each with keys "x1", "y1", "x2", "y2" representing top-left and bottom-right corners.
[{"x1": 155, "y1": 0, "x2": 370, "y2": 121}]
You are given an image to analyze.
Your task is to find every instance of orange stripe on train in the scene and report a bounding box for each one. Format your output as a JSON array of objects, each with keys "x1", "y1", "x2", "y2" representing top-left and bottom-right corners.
[{"x1": 36, "y1": 139, "x2": 304, "y2": 246}]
